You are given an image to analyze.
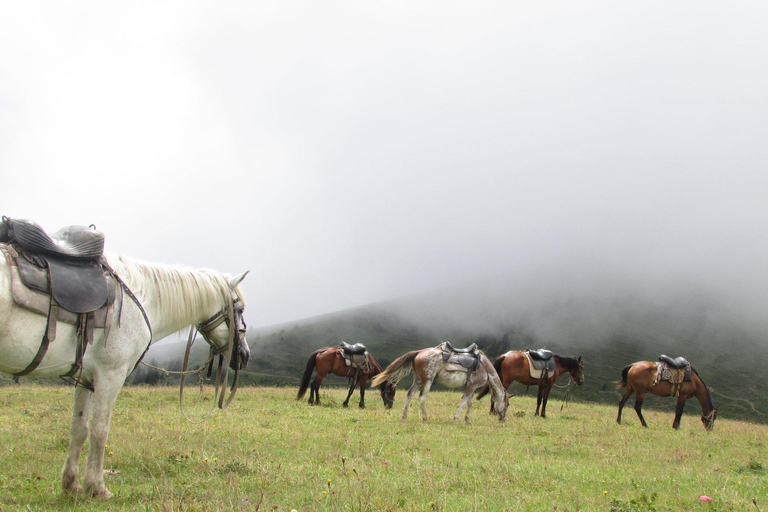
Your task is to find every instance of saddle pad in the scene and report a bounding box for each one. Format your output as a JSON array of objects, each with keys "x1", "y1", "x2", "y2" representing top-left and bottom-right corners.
[
  {"x1": 525, "y1": 352, "x2": 555, "y2": 379},
  {"x1": 2, "y1": 246, "x2": 113, "y2": 327},
  {"x1": 653, "y1": 362, "x2": 692, "y2": 386}
]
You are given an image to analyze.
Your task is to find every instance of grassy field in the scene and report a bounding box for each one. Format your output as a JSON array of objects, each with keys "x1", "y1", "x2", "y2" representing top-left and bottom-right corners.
[{"x1": 0, "y1": 384, "x2": 766, "y2": 511}]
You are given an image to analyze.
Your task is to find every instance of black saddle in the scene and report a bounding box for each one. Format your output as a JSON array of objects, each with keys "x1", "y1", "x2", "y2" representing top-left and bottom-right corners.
[
  {"x1": 659, "y1": 354, "x2": 689, "y2": 369},
  {"x1": 2, "y1": 217, "x2": 110, "y2": 313},
  {"x1": 443, "y1": 341, "x2": 477, "y2": 353},
  {"x1": 440, "y1": 342, "x2": 480, "y2": 372},
  {"x1": 340, "y1": 342, "x2": 367, "y2": 355},
  {"x1": 1, "y1": 217, "x2": 104, "y2": 260},
  {"x1": 527, "y1": 349, "x2": 556, "y2": 373},
  {"x1": 529, "y1": 349, "x2": 553, "y2": 361}
]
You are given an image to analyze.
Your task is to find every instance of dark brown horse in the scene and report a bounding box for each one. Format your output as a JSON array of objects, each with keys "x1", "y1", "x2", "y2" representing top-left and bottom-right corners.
[
  {"x1": 297, "y1": 346, "x2": 396, "y2": 408},
  {"x1": 477, "y1": 350, "x2": 584, "y2": 417},
  {"x1": 616, "y1": 361, "x2": 717, "y2": 430}
]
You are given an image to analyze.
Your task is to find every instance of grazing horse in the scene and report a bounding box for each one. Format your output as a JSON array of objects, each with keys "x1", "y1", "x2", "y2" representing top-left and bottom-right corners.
[
  {"x1": 297, "y1": 346, "x2": 396, "y2": 408},
  {"x1": 616, "y1": 361, "x2": 717, "y2": 430},
  {"x1": 1, "y1": 223, "x2": 249, "y2": 499},
  {"x1": 371, "y1": 343, "x2": 508, "y2": 423},
  {"x1": 477, "y1": 351, "x2": 584, "y2": 417}
]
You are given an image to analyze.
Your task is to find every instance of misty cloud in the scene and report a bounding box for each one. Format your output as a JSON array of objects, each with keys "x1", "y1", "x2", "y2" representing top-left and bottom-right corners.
[{"x1": 2, "y1": 2, "x2": 767, "y2": 334}]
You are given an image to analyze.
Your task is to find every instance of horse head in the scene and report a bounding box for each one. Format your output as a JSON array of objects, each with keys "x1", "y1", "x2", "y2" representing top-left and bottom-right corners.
[
  {"x1": 702, "y1": 406, "x2": 718, "y2": 431},
  {"x1": 197, "y1": 271, "x2": 251, "y2": 371},
  {"x1": 570, "y1": 356, "x2": 585, "y2": 386},
  {"x1": 380, "y1": 380, "x2": 397, "y2": 409}
]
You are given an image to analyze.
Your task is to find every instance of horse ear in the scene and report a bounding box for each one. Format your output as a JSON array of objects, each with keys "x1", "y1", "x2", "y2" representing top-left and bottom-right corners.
[{"x1": 229, "y1": 271, "x2": 250, "y2": 289}]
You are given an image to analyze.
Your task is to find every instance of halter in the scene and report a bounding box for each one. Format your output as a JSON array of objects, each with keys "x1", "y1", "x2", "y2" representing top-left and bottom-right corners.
[
  {"x1": 179, "y1": 294, "x2": 246, "y2": 419},
  {"x1": 702, "y1": 407, "x2": 717, "y2": 428}
]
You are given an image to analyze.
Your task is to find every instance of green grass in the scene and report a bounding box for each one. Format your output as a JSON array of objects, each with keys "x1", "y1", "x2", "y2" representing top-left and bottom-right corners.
[{"x1": 0, "y1": 385, "x2": 766, "y2": 511}]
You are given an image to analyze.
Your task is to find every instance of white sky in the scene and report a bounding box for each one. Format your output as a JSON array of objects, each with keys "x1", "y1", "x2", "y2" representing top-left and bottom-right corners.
[{"x1": 2, "y1": 2, "x2": 768, "y2": 329}]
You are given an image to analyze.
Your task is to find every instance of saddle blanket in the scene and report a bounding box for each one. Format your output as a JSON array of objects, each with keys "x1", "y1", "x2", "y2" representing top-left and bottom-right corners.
[
  {"x1": 524, "y1": 351, "x2": 555, "y2": 380},
  {"x1": 652, "y1": 362, "x2": 692, "y2": 396}
]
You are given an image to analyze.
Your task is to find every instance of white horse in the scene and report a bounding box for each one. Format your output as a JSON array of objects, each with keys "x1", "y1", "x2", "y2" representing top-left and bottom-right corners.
[
  {"x1": 371, "y1": 343, "x2": 509, "y2": 423},
  {"x1": 0, "y1": 248, "x2": 250, "y2": 499}
]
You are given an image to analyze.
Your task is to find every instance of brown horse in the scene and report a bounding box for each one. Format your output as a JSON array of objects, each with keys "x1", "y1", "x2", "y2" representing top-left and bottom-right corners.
[
  {"x1": 371, "y1": 343, "x2": 508, "y2": 423},
  {"x1": 477, "y1": 350, "x2": 584, "y2": 417},
  {"x1": 297, "y1": 346, "x2": 396, "y2": 408},
  {"x1": 616, "y1": 361, "x2": 717, "y2": 430}
]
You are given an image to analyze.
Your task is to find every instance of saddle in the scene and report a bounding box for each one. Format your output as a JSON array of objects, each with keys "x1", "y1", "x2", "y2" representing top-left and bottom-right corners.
[
  {"x1": 338, "y1": 342, "x2": 370, "y2": 374},
  {"x1": 659, "y1": 354, "x2": 689, "y2": 369},
  {"x1": 440, "y1": 342, "x2": 480, "y2": 372},
  {"x1": 525, "y1": 349, "x2": 556, "y2": 378},
  {"x1": 653, "y1": 354, "x2": 692, "y2": 396},
  {"x1": 340, "y1": 341, "x2": 367, "y2": 355},
  {"x1": 1, "y1": 217, "x2": 116, "y2": 382}
]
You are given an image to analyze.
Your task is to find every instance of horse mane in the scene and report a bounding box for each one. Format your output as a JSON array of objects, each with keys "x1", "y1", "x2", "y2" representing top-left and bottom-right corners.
[
  {"x1": 556, "y1": 355, "x2": 580, "y2": 372},
  {"x1": 107, "y1": 253, "x2": 243, "y2": 331},
  {"x1": 691, "y1": 367, "x2": 716, "y2": 410}
]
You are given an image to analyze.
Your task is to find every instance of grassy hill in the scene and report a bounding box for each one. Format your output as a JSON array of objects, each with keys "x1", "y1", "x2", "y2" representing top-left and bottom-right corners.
[{"x1": 243, "y1": 288, "x2": 768, "y2": 425}]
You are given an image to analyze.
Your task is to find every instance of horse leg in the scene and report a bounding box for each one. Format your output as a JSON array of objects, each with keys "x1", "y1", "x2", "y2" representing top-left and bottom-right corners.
[
  {"x1": 402, "y1": 379, "x2": 420, "y2": 420},
  {"x1": 540, "y1": 388, "x2": 550, "y2": 418},
  {"x1": 633, "y1": 390, "x2": 648, "y2": 428},
  {"x1": 535, "y1": 385, "x2": 544, "y2": 416},
  {"x1": 61, "y1": 386, "x2": 93, "y2": 495},
  {"x1": 342, "y1": 376, "x2": 357, "y2": 408},
  {"x1": 672, "y1": 396, "x2": 686, "y2": 429},
  {"x1": 310, "y1": 375, "x2": 324, "y2": 405},
  {"x1": 617, "y1": 387, "x2": 634, "y2": 424},
  {"x1": 455, "y1": 389, "x2": 474, "y2": 424},
  {"x1": 419, "y1": 379, "x2": 433, "y2": 422},
  {"x1": 82, "y1": 372, "x2": 124, "y2": 499},
  {"x1": 358, "y1": 375, "x2": 367, "y2": 409}
]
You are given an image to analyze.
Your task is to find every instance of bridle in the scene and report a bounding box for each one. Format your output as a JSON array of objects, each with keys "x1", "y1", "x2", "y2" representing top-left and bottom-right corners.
[
  {"x1": 179, "y1": 294, "x2": 247, "y2": 420},
  {"x1": 702, "y1": 407, "x2": 717, "y2": 430}
]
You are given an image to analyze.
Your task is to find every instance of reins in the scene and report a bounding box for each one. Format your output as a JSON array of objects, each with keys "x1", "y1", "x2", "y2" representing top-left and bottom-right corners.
[{"x1": 177, "y1": 294, "x2": 243, "y2": 423}]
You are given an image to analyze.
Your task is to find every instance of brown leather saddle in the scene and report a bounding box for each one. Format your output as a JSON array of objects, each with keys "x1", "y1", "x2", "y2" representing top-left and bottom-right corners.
[{"x1": 1, "y1": 217, "x2": 116, "y2": 382}]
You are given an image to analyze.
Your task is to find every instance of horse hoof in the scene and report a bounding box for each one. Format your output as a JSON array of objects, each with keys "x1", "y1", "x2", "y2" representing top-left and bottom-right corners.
[{"x1": 342, "y1": 403, "x2": 349, "y2": 408}]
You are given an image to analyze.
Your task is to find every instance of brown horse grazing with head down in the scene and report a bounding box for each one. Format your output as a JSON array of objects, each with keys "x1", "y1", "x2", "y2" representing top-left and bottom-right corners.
[
  {"x1": 616, "y1": 361, "x2": 717, "y2": 430},
  {"x1": 297, "y1": 346, "x2": 396, "y2": 408},
  {"x1": 477, "y1": 351, "x2": 584, "y2": 417}
]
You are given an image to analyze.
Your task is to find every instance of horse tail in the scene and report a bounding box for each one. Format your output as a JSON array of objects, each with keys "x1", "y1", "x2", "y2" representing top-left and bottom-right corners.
[
  {"x1": 297, "y1": 349, "x2": 322, "y2": 400},
  {"x1": 477, "y1": 353, "x2": 505, "y2": 400},
  {"x1": 365, "y1": 353, "x2": 386, "y2": 390},
  {"x1": 371, "y1": 351, "x2": 419, "y2": 387},
  {"x1": 615, "y1": 364, "x2": 631, "y2": 390}
]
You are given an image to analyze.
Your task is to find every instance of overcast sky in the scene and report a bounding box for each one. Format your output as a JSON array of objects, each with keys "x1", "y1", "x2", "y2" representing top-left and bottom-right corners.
[{"x1": 2, "y1": 2, "x2": 768, "y2": 330}]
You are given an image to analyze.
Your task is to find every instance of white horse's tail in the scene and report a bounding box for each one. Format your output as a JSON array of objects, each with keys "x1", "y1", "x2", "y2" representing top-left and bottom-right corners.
[{"x1": 371, "y1": 350, "x2": 420, "y2": 387}]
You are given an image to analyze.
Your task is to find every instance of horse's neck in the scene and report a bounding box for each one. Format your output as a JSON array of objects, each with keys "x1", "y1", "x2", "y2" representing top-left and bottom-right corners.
[
  {"x1": 693, "y1": 375, "x2": 714, "y2": 413},
  {"x1": 110, "y1": 255, "x2": 223, "y2": 340},
  {"x1": 483, "y1": 356, "x2": 505, "y2": 397}
]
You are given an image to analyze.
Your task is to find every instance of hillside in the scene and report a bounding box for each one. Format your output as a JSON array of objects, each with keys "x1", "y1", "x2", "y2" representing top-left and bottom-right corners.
[{"x1": 244, "y1": 285, "x2": 768, "y2": 424}]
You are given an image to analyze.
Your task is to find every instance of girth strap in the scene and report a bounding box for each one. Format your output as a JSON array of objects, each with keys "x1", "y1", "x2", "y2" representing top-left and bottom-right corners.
[{"x1": 14, "y1": 295, "x2": 59, "y2": 377}]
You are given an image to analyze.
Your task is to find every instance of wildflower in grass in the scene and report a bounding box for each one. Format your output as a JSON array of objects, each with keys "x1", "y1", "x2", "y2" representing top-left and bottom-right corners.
[
  {"x1": 698, "y1": 496, "x2": 713, "y2": 502},
  {"x1": 603, "y1": 490, "x2": 608, "y2": 495},
  {"x1": 213, "y1": 457, "x2": 218, "y2": 462},
  {"x1": 204, "y1": 457, "x2": 209, "y2": 462}
]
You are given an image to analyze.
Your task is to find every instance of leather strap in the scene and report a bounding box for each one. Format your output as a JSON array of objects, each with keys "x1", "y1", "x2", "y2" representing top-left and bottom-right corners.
[{"x1": 14, "y1": 295, "x2": 59, "y2": 376}]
